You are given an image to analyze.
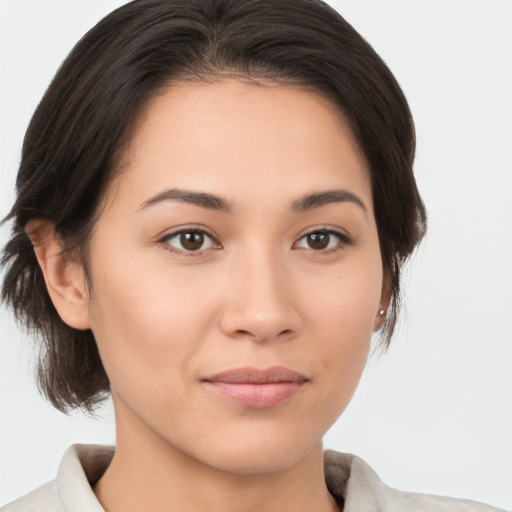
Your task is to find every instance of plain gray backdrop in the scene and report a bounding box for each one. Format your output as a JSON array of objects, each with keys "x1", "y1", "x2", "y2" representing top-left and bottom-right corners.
[{"x1": 1, "y1": 0, "x2": 511, "y2": 509}]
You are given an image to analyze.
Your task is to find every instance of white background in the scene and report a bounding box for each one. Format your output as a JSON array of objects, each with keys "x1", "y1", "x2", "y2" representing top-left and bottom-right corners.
[{"x1": 1, "y1": 0, "x2": 511, "y2": 509}]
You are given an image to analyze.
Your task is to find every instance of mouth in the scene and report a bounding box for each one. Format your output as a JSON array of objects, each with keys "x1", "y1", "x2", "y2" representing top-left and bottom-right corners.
[{"x1": 202, "y1": 366, "x2": 308, "y2": 408}]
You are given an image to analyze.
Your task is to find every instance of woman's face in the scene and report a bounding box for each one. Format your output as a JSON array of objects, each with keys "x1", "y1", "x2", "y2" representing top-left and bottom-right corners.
[{"x1": 83, "y1": 79, "x2": 386, "y2": 473}]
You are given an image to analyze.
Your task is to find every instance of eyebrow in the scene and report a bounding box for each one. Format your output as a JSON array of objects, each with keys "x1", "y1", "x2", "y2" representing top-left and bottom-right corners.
[
  {"x1": 139, "y1": 188, "x2": 367, "y2": 214},
  {"x1": 291, "y1": 190, "x2": 367, "y2": 214},
  {"x1": 140, "y1": 189, "x2": 231, "y2": 212}
]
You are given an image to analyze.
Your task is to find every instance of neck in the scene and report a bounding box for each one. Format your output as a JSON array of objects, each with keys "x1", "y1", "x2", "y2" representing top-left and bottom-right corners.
[{"x1": 94, "y1": 403, "x2": 339, "y2": 512}]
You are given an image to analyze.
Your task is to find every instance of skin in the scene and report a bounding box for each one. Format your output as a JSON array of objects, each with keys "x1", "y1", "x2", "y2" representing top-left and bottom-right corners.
[{"x1": 33, "y1": 79, "x2": 388, "y2": 512}]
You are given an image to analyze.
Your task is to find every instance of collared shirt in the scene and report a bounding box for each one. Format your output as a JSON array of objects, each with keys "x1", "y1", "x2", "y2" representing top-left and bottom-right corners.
[{"x1": 1, "y1": 444, "x2": 506, "y2": 511}]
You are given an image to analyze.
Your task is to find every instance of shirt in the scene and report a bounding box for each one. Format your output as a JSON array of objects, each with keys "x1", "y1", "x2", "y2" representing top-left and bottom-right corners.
[{"x1": 1, "y1": 444, "x2": 506, "y2": 511}]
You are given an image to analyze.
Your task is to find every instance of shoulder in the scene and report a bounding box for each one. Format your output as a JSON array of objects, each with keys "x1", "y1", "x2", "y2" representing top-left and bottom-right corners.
[
  {"x1": 1, "y1": 444, "x2": 113, "y2": 512},
  {"x1": 1, "y1": 481, "x2": 63, "y2": 512},
  {"x1": 324, "y1": 450, "x2": 507, "y2": 512}
]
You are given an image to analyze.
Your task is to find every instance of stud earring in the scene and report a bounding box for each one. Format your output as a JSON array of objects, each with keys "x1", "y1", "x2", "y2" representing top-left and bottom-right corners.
[{"x1": 378, "y1": 309, "x2": 386, "y2": 316}]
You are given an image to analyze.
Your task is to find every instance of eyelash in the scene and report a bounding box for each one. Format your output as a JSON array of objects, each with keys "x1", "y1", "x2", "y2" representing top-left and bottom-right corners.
[
  {"x1": 159, "y1": 227, "x2": 352, "y2": 257},
  {"x1": 159, "y1": 227, "x2": 220, "y2": 257},
  {"x1": 294, "y1": 229, "x2": 352, "y2": 254}
]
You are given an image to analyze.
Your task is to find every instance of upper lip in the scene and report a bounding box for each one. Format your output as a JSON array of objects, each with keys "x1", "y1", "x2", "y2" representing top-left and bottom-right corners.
[{"x1": 203, "y1": 366, "x2": 308, "y2": 384}]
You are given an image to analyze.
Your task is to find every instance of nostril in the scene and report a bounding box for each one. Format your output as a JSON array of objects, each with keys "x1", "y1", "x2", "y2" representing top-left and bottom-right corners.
[
  {"x1": 232, "y1": 329, "x2": 294, "y2": 343},
  {"x1": 220, "y1": 301, "x2": 302, "y2": 343}
]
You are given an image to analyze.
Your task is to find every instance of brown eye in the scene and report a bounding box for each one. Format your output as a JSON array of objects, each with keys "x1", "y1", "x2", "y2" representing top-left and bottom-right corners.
[
  {"x1": 181, "y1": 231, "x2": 205, "y2": 251},
  {"x1": 307, "y1": 232, "x2": 330, "y2": 250},
  {"x1": 295, "y1": 230, "x2": 348, "y2": 252},
  {"x1": 164, "y1": 230, "x2": 215, "y2": 253}
]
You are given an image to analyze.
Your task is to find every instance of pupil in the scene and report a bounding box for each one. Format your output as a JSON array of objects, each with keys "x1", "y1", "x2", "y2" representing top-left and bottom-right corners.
[
  {"x1": 181, "y1": 231, "x2": 204, "y2": 251},
  {"x1": 308, "y1": 232, "x2": 329, "y2": 250}
]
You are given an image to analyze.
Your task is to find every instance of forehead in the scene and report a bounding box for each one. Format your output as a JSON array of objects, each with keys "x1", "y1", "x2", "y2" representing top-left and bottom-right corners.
[{"x1": 104, "y1": 79, "x2": 372, "y2": 214}]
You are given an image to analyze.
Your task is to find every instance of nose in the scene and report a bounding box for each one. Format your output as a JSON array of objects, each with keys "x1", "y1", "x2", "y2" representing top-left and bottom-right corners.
[{"x1": 219, "y1": 248, "x2": 302, "y2": 343}]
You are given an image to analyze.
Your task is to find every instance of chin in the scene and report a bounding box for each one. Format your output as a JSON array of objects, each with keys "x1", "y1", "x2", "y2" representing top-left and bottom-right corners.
[{"x1": 187, "y1": 429, "x2": 323, "y2": 475}]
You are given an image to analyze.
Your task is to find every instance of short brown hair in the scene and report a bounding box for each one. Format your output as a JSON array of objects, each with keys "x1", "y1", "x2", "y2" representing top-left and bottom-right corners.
[{"x1": 1, "y1": 0, "x2": 426, "y2": 412}]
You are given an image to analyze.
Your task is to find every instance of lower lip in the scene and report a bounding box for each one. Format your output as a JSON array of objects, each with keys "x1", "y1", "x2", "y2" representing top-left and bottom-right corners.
[{"x1": 203, "y1": 381, "x2": 305, "y2": 408}]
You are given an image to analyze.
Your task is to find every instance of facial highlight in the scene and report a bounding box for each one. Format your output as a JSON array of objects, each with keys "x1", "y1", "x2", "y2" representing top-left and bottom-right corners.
[{"x1": 80, "y1": 79, "x2": 386, "y2": 474}]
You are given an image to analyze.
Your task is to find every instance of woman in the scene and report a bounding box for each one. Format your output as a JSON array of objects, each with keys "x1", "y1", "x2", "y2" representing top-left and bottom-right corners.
[{"x1": 0, "y1": 0, "x2": 508, "y2": 510}]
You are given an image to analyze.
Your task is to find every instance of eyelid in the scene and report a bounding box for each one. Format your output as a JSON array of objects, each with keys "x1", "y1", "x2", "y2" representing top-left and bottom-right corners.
[
  {"x1": 158, "y1": 226, "x2": 221, "y2": 256},
  {"x1": 293, "y1": 227, "x2": 353, "y2": 252},
  {"x1": 157, "y1": 225, "x2": 352, "y2": 257}
]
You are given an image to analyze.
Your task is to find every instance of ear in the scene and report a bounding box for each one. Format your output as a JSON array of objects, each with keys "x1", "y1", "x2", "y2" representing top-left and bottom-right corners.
[
  {"x1": 374, "y1": 272, "x2": 392, "y2": 331},
  {"x1": 26, "y1": 219, "x2": 91, "y2": 330}
]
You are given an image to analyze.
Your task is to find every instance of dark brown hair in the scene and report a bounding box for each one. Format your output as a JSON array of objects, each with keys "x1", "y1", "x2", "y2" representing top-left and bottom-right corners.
[{"x1": 1, "y1": 0, "x2": 426, "y2": 412}]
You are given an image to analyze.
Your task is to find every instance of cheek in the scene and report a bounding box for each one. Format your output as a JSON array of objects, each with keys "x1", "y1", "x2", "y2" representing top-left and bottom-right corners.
[
  {"x1": 86, "y1": 247, "x2": 231, "y2": 406},
  {"x1": 87, "y1": 260, "x2": 190, "y2": 384},
  {"x1": 307, "y1": 248, "x2": 383, "y2": 342},
  {"x1": 304, "y1": 251, "x2": 383, "y2": 395}
]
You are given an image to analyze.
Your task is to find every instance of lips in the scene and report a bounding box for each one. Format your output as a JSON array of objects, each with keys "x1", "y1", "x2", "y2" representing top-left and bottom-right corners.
[{"x1": 202, "y1": 366, "x2": 308, "y2": 408}]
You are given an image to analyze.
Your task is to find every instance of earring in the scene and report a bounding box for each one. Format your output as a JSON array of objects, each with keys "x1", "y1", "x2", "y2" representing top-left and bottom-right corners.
[{"x1": 378, "y1": 309, "x2": 386, "y2": 316}]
